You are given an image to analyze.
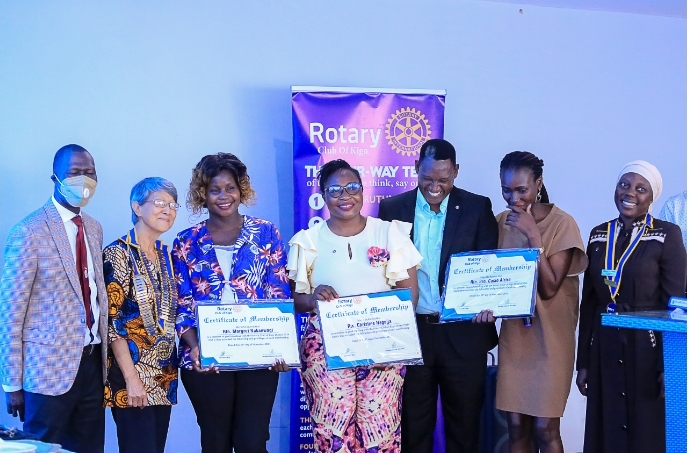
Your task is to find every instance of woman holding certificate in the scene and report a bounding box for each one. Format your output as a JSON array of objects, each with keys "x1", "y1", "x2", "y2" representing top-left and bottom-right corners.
[
  {"x1": 172, "y1": 153, "x2": 290, "y2": 453},
  {"x1": 576, "y1": 161, "x2": 686, "y2": 453},
  {"x1": 288, "y1": 159, "x2": 422, "y2": 453},
  {"x1": 103, "y1": 177, "x2": 180, "y2": 453},
  {"x1": 483, "y1": 152, "x2": 588, "y2": 453}
]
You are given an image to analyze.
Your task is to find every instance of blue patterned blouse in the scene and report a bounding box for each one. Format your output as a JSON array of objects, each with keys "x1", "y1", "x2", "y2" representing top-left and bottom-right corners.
[{"x1": 171, "y1": 216, "x2": 291, "y2": 369}]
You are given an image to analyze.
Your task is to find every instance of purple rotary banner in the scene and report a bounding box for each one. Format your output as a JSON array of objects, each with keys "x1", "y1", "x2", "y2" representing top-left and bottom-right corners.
[
  {"x1": 289, "y1": 313, "x2": 313, "y2": 452},
  {"x1": 292, "y1": 87, "x2": 446, "y2": 233},
  {"x1": 290, "y1": 87, "x2": 445, "y2": 453}
]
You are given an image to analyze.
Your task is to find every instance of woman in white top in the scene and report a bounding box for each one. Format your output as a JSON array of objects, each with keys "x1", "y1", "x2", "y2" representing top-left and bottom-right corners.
[{"x1": 288, "y1": 159, "x2": 422, "y2": 453}]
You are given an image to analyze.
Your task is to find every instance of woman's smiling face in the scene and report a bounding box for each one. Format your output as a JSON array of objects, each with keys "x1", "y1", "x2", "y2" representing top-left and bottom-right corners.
[
  {"x1": 500, "y1": 167, "x2": 541, "y2": 211},
  {"x1": 205, "y1": 170, "x2": 241, "y2": 219},
  {"x1": 614, "y1": 172, "x2": 653, "y2": 222},
  {"x1": 323, "y1": 169, "x2": 363, "y2": 222}
]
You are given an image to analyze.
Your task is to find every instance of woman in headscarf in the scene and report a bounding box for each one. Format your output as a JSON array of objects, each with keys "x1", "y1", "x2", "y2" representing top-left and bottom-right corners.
[{"x1": 576, "y1": 160, "x2": 686, "y2": 453}]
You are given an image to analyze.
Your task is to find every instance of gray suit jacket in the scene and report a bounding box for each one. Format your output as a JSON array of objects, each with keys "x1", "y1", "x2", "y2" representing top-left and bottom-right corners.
[{"x1": 0, "y1": 199, "x2": 108, "y2": 395}]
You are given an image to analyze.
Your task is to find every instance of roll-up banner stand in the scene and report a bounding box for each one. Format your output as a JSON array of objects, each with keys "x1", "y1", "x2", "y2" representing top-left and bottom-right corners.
[{"x1": 290, "y1": 86, "x2": 446, "y2": 453}]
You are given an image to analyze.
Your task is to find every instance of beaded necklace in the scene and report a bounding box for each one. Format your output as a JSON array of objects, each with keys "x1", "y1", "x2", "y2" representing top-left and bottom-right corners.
[{"x1": 126, "y1": 238, "x2": 177, "y2": 339}]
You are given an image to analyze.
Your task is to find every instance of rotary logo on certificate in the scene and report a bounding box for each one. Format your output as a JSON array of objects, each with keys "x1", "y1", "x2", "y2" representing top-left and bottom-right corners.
[
  {"x1": 316, "y1": 289, "x2": 423, "y2": 370},
  {"x1": 196, "y1": 301, "x2": 300, "y2": 370},
  {"x1": 440, "y1": 248, "x2": 539, "y2": 322}
]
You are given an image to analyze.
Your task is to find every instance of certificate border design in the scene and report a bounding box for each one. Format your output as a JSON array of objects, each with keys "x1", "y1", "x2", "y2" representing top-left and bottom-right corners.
[
  {"x1": 440, "y1": 248, "x2": 540, "y2": 322},
  {"x1": 195, "y1": 300, "x2": 300, "y2": 370},
  {"x1": 316, "y1": 288, "x2": 423, "y2": 370}
]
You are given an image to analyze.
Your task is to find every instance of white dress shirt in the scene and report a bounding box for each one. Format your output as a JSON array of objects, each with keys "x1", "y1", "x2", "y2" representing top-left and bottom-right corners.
[
  {"x1": 658, "y1": 190, "x2": 687, "y2": 249},
  {"x1": 51, "y1": 197, "x2": 101, "y2": 346},
  {"x1": 215, "y1": 245, "x2": 239, "y2": 303}
]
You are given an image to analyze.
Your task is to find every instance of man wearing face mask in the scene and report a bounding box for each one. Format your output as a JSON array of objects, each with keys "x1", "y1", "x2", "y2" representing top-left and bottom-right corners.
[{"x1": 0, "y1": 144, "x2": 108, "y2": 453}]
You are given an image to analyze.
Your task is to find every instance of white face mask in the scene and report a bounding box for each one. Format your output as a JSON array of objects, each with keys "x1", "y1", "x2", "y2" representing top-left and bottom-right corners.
[{"x1": 54, "y1": 174, "x2": 98, "y2": 208}]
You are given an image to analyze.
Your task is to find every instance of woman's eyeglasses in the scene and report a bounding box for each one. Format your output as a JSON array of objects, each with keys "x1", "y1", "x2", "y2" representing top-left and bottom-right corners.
[
  {"x1": 326, "y1": 182, "x2": 362, "y2": 198},
  {"x1": 145, "y1": 199, "x2": 182, "y2": 210}
]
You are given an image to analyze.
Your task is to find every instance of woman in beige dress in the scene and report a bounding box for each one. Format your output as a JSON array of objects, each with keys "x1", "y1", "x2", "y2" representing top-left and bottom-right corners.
[{"x1": 476, "y1": 151, "x2": 588, "y2": 453}]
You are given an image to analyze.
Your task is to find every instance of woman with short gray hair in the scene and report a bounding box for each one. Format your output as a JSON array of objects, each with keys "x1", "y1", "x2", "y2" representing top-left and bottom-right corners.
[{"x1": 102, "y1": 176, "x2": 181, "y2": 453}]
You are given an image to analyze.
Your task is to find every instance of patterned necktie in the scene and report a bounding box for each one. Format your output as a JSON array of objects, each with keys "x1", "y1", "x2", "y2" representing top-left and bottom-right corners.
[{"x1": 72, "y1": 216, "x2": 94, "y2": 332}]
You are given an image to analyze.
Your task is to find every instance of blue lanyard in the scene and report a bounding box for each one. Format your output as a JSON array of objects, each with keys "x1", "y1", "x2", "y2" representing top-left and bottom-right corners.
[{"x1": 603, "y1": 214, "x2": 652, "y2": 304}]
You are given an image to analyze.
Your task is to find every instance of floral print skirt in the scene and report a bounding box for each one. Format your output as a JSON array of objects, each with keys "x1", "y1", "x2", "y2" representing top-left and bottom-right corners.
[{"x1": 300, "y1": 319, "x2": 405, "y2": 453}]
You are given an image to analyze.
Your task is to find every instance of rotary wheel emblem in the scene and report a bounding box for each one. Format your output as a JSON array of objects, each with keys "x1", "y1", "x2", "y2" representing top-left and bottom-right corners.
[{"x1": 385, "y1": 107, "x2": 432, "y2": 156}]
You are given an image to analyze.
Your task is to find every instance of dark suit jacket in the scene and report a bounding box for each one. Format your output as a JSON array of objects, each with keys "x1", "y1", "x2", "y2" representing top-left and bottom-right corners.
[{"x1": 378, "y1": 186, "x2": 499, "y2": 357}]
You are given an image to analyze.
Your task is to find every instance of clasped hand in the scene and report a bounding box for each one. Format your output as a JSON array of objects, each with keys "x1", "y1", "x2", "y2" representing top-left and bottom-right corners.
[
  {"x1": 125, "y1": 375, "x2": 148, "y2": 408},
  {"x1": 5, "y1": 390, "x2": 24, "y2": 422},
  {"x1": 505, "y1": 205, "x2": 540, "y2": 239},
  {"x1": 312, "y1": 285, "x2": 339, "y2": 304},
  {"x1": 472, "y1": 309, "x2": 496, "y2": 323},
  {"x1": 311, "y1": 285, "x2": 390, "y2": 371},
  {"x1": 190, "y1": 344, "x2": 219, "y2": 374}
]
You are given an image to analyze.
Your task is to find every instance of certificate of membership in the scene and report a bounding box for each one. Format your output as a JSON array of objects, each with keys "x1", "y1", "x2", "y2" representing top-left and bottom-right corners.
[
  {"x1": 316, "y1": 289, "x2": 423, "y2": 370},
  {"x1": 440, "y1": 248, "x2": 539, "y2": 322},
  {"x1": 196, "y1": 300, "x2": 300, "y2": 370}
]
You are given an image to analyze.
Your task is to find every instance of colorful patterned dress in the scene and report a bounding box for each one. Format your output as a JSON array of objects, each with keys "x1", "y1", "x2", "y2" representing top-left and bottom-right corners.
[
  {"x1": 171, "y1": 215, "x2": 290, "y2": 453},
  {"x1": 288, "y1": 217, "x2": 422, "y2": 453},
  {"x1": 103, "y1": 228, "x2": 178, "y2": 407},
  {"x1": 172, "y1": 216, "x2": 290, "y2": 369}
]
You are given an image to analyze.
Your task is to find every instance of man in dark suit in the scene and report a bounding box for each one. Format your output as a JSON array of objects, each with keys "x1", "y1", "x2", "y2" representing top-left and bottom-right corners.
[{"x1": 378, "y1": 139, "x2": 498, "y2": 453}]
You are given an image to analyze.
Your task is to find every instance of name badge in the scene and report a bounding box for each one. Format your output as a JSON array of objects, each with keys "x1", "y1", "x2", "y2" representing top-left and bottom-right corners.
[{"x1": 601, "y1": 269, "x2": 617, "y2": 277}]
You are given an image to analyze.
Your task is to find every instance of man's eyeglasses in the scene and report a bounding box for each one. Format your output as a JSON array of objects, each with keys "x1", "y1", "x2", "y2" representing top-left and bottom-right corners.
[
  {"x1": 326, "y1": 182, "x2": 362, "y2": 198},
  {"x1": 144, "y1": 199, "x2": 182, "y2": 210}
]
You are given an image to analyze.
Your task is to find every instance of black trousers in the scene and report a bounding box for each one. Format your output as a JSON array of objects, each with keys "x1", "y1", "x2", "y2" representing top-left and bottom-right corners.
[
  {"x1": 111, "y1": 405, "x2": 172, "y2": 453},
  {"x1": 23, "y1": 347, "x2": 105, "y2": 453},
  {"x1": 181, "y1": 368, "x2": 279, "y2": 453},
  {"x1": 402, "y1": 319, "x2": 488, "y2": 453}
]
